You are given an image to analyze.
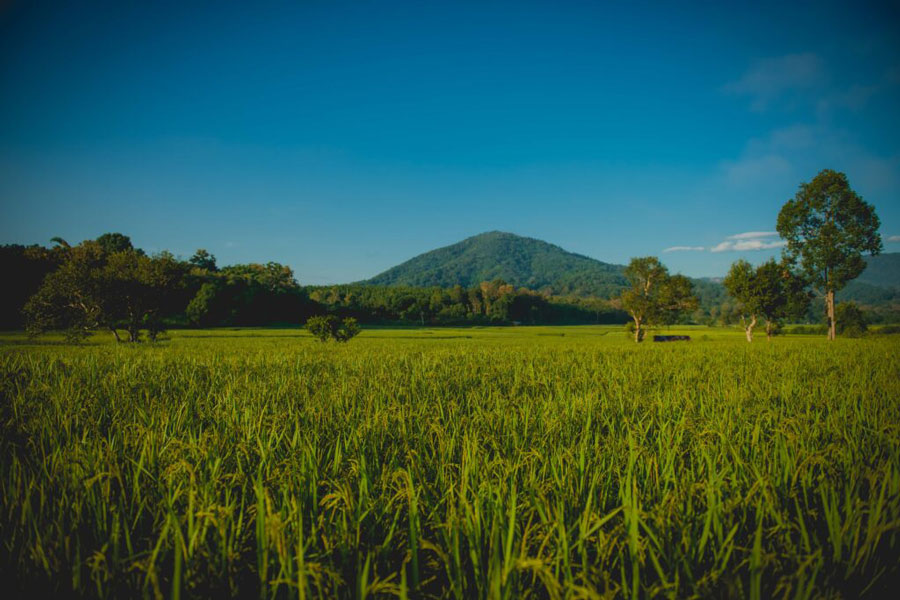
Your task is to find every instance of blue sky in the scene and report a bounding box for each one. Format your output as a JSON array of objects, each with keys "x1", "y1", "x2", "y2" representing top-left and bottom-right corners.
[{"x1": 1, "y1": 0, "x2": 899, "y2": 283}]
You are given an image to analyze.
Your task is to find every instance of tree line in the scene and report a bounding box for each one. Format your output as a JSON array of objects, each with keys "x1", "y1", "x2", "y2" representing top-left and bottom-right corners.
[
  {"x1": 2, "y1": 236, "x2": 631, "y2": 341},
  {"x1": 306, "y1": 282, "x2": 627, "y2": 326}
]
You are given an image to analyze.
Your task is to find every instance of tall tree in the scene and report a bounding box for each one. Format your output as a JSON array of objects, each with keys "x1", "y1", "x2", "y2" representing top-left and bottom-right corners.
[
  {"x1": 776, "y1": 169, "x2": 882, "y2": 340},
  {"x1": 724, "y1": 259, "x2": 810, "y2": 342},
  {"x1": 620, "y1": 257, "x2": 697, "y2": 342}
]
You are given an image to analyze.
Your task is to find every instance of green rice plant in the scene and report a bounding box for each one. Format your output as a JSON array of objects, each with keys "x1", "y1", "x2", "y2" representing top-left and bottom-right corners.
[{"x1": 0, "y1": 327, "x2": 898, "y2": 598}]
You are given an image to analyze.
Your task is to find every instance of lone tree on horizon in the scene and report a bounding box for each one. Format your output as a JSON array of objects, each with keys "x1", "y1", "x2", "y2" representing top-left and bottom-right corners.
[
  {"x1": 776, "y1": 169, "x2": 882, "y2": 340},
  {"x1": 620, "y1": 256, "x2": 697, "y2": 342}
]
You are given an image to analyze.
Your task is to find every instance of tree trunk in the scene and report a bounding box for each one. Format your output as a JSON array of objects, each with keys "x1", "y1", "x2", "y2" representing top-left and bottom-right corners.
[
  {"x1": 110, "y1": 327, "x2": 121, "y2": 343},
  {"x1": 633, "y1": 317, "x2": 642, "y2": 343},
  {"x1": 765, "y1": 320, "x2": 774, "y2": 341},
  {"x1": 743, "y1": 315, "x2": 757, "y2": 343},
  {"x1": 826, "y1": 290, "x2": 836, "y2": 341}
]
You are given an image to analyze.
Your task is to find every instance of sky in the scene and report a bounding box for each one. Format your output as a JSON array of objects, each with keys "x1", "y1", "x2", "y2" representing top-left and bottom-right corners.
[{"x1": 1, "y1": 0, "x2": 899, "y2": 283}]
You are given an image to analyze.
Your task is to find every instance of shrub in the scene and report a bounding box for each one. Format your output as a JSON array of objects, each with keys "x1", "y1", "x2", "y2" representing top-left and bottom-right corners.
[
  {"x1": 306, "y1": 315, "x2": 361, "y2": 342},
  {"x1": 835, "y1": 302, "x2": 868, "y2": 338},
  {"x1": 333, "y1": 317, "x2": 360, "y2": 342}
]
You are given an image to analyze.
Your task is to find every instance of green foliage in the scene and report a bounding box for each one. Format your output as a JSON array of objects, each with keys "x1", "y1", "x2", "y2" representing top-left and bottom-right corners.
[
  {"x1": 306, "y1": 315, "x2": 361, "y2": 342},
  {"x1": 185, "y1": 282, "x2": 222, "y2": 327},
  {"x1": 777, "y1": 170, "x2": 882, "y2": 293},
  {"x1": 94, "y1": 232, "x2": 137, "y2": 255},
  {"x1": 835, "y1": 302, "x2": 868, "y2": 337},
  {"x1": 185, "y1": 262, "x2": 315, "y2": 327},
  {"x1": 1, "y1": 330, "x2": 899, "y2": 597},
  {"x1": 724, "y1": 259, "x2": 810, "y2": 339},
  {"x1": 23, "y1": 240, "x2": 186, "y2": 342},
  {"x1": 188, "y1": 248, "x2": 217, "y2": 272},
  {"x1": 307, "y1": 282, "x2": 630, "y2": 325},
  {"x1": 620, "y1": 257, "x2": 698, "y2": 341}
]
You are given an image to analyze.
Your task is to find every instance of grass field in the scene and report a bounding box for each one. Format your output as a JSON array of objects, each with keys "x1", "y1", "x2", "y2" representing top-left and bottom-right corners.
[{"x1": 1, "y1": 326, "x2": 899, "y2": 598}]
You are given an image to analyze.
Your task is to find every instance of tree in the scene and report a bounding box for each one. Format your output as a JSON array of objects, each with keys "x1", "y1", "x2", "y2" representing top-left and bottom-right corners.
[
  {"x1": 24, "y1": 240, "x2": 183, "y2": 342},
  {"x1": 189, "y1": 248, "x2": 217, "y2": 272},
  {"x1": 724, "y1": 259, "x2": 810, "y2": 342},
  {"x1": 777, "y1": 169, "x2": 882, "y2": 340},
  {"x1": 305, "y1": 315, "x2": 361, "y2": 342},
  {"x1": 835, "y1": 302, "x2": 867, "y2": 337},
  {"x1": 620, "y1": 257, "x2": 698, "y2": 342},
  {"x1": 95, "y1": 232, "x2": 136, "y2": 255},
  {"x1": 24, "y1": 242, "x2": 109, "y2": 342}
]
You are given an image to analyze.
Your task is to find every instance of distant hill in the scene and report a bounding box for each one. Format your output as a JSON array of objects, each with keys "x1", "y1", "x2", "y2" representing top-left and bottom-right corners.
[
  {"x1": 365, "y1": 231, "x2": 629, "y2": 297},
  {"x1": 855, "y1": 252, "x2": 900, "y2": 289},
  {"x1": 837, "y1": 252, "x2": 900, "y2": 306}
]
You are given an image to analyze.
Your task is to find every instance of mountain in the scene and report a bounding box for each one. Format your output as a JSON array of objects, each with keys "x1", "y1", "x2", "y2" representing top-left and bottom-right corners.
[{"x1": 365, "y1": 231, "x2": 628, "y2": 297}]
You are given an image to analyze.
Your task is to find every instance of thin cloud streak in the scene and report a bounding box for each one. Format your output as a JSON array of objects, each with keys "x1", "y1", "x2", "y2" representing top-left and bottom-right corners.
[
  {"x1": 711, "y1": 239, "x2": 787, "y2": 253},
  {"x1": 887, "y1": 235, "x2": 900, "y2": 242},
  {"x1": 664, "y1": 232, "x2": 786, "y2": 254},
  {"x1": 663, "y1": 246, "x2": 705, "y2": 253},
  {"x1": 728, "y1": 231, "x2": 778, "y2": 240}
]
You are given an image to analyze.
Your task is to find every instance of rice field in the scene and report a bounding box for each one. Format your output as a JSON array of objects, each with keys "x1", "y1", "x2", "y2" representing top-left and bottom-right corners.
[{"x1": 1, "y1": 326, "x2": 899, "y2": 598}]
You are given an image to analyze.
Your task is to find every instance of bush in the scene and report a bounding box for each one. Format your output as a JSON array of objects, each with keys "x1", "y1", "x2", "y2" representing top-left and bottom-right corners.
[
  {"x1": 835, "y1": 302, "x2": 868, "y2": 338},
  {"x1": 334, "y1": 317, "x2": 361, "y2": 342},
  {"x1": 306, "y1": 315, "x2": 361, "y2": 342}
]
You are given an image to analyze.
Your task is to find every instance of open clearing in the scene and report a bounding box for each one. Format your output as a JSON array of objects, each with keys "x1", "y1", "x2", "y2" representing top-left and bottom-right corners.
[{"x1": 2, "y1": 327, "x2": 899, "y2": 598}]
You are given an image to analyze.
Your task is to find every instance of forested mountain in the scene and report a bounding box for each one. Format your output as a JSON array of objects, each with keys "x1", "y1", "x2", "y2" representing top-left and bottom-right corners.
[{"x1": 365, "y1": 231, "x2": 629, "y2": 296}]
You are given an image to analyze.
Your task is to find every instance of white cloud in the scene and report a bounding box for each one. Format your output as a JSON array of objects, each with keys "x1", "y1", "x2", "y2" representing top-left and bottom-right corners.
[
  {"x1": 724, "y1": 53, "x2": 825, "y2": 110},
  {"x1": 711, "y1": 239, "x2": 786, "y2": 253},
  {"x1": 888, "y1": 235, "x2": 900, "y2": 243},
  {"x1": 663, "y1": 246, "x2": 705, "y2": 253},
  {"x1": 669, "y1": 233, "x2": 786, "y2": 254},
  {"x1": 728, "y1": 231, "x2": 778, "y2": 240},
  {"x1": 734, "y1": 239, "x2": 786, "y2": 251}
]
